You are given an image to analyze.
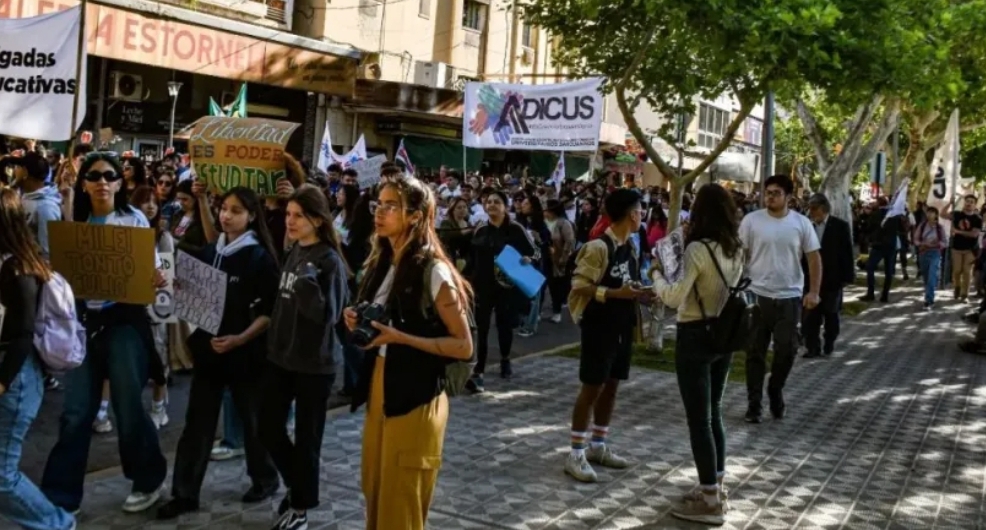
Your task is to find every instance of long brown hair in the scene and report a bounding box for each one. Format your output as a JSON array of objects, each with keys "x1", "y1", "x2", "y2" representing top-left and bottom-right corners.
[
  {"x1": 288, "y1": 185, "x2": 349, "y2": 274},
  {"x1": 358, "y1": 177, "x2": 473, "y2": 309},
  {"x1": 685, "y1": 184, "x2": 742, "y2": 259},
  {"x1": 0, "y1": 188, "x2": 52, "y2": 281}
]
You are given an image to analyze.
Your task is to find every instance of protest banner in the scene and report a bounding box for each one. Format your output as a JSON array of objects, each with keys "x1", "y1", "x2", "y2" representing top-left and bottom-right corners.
[
  {"x1": 174, "y1": 251, "x2": 227, "y2": 335},
  {"x1": 655, "y1": 228, "x2": 685, "y2": 283},
  {"x1": 48, "y1": 221, "x2": 156, "y2": 304},
  {"x1": 187, "y1": 116, "x2": 301, "y2": 196},
  {"x1": 0, "y1": 7, "x2": 87, "y2": 140},
  {"x1": 462, "y1": 78, "x2": 603, "y2": 152},
  {"x1": 149, "y1": 252, "x2": 176, "y2": 323},
  {"x1": 353, "y1": 155, "x2": 388, "y2": 189}
]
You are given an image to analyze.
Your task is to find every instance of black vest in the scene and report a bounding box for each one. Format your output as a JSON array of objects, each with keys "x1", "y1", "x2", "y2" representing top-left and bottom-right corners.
[{"x1": 583, "y1": 235, "x2": 638, "y2": 324}]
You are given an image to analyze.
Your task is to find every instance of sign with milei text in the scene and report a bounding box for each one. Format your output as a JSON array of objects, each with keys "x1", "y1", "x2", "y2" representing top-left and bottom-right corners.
[
  {"x1": 48, "y1": 221, "x2": 156, "y2": 305},
  {"x1": 188, "y1": 116, "x2": 300, "y2": 196}
]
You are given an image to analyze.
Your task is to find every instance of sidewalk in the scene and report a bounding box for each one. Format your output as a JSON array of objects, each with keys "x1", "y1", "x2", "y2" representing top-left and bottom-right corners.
[{"x1": 34, "y1": 284, "x2": 986, "y2": 529}]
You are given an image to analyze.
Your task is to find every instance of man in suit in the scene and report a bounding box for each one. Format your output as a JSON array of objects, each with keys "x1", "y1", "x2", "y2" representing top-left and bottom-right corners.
[{"x1": 803, "y1": 193, "x2": 855, "y2": 358}]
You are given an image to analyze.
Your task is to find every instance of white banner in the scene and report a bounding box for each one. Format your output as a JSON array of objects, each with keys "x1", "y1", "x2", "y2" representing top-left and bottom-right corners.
[
  {"x1": 927, "y1": 109, "x2": 961, "y2": 214},
  {"x1": 0, "y1": 7, "x2": 87, "y2": 141},
  {"x1": 149, "y1": 252, "x2": 177, "y2": 323},
  {"x1": 462, "y1": 78, "x2": 604, "y2": 152},
  {"x1": 317, "y1": 121, "x2": 368, "y2": 171},
  {"x1": 174, "y1": 251, "x2": 227, "y2": 335}
]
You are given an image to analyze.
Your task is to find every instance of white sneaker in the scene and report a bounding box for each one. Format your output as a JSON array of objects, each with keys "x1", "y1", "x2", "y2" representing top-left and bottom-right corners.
[
  {"x1": 122, "y1": 484, "x2": 163, "y2": 513},
  {"x1": 92, "y1": 416, "x2": 113, "y2": 434},
  {"x1": 550, "y1": 314, "x2": 562, "y2": 324},
  {"x1": 150, "y1": 407, "x2": 169, "y2": 430},
  {"x1": 564, "y1": 453, "x2": 598, "y2": 483},
  {"x1": 210, "y1": 445, "x2": 245, "y2": 461},
  {"x1": 586, "y1": 444, "x2": 631, "y2": 469}
]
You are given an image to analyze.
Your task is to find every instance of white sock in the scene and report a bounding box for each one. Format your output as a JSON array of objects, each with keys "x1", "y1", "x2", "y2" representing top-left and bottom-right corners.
[
  {"x1": 716, "y1": 471, "x2": 726, "y2": 485},
  {"x1": 701, "y1": 485, "x2": 720, "y2": 507},
  {"x1": 96, "y1": 400, "x2": 109, "y2": 420}
]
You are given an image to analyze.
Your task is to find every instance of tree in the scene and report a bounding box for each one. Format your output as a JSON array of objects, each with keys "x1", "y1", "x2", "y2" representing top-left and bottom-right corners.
[{"x1": 524, "y1": 0, "x2": 949, "y2": 228}]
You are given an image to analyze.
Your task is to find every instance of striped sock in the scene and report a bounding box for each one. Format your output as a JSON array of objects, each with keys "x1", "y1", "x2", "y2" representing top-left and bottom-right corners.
[
  {"x1": 589, "y1": 424, "x2": 609, "y2": 449},
  {"x1": 570, "y1": 431, "x2": 588, "y2": 458}
]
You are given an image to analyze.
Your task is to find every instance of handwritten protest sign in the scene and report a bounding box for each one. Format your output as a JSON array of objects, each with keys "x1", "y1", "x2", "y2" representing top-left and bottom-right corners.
[
  {"x1": 353, "y1": 155, "x2": 387, "y2": 190},
  {"x1": 655, "y1": 227, "x2": 685, "y2": 283},
  {"x1": 150, "y1": 252, "x2": 177, "y2": 323},
  {"x1": 48, "y1": 222, "x2": 156, "y2": 304},
  {"x1": 174, "y1": 251, "x2": 227, "y2": 335},
  {"x1": 187, "y1": 116, "x2": 300, "y2": 196}
]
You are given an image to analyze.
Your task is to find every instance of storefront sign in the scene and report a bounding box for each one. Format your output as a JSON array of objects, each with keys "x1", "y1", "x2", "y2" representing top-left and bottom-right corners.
[
  {"x1": 354, "y1": 79, "x2": 463, "y2": 118},
  {"x1": 463, "y1": 78, "x2": 604, "y2": 152},
  {"x1": 0, "y1": 7, "x2": 86, "y2": 140},
  {"x1": 0, "y1": 0, "x2": 356, "y2": 96},
  {"x1": 48, "y1": 221, "x2": 157, "y2": 305},
  {"x1": 104, "y1": 100, "x2": 192, "y2": 135},
  {"x1": 188, "y1": 116, "x2": 300, "y2": 196}
]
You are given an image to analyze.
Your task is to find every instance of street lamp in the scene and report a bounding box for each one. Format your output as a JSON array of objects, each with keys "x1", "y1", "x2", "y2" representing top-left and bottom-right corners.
[{"x1": 167, "y1": 81, "x2": 183, "y2": 150}]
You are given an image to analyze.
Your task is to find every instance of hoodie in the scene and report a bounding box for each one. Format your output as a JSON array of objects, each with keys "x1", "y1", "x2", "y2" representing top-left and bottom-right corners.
[
  {"x1": 21, "y1": 186, "x2": 62, "y2": 257},
  {"x1": 267, "y1": 241, "x2": 348, "y2": 375}
]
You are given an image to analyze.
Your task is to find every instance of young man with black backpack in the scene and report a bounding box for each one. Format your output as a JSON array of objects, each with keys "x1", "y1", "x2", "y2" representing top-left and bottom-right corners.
[{"x1": 563, "y1": 189, "x2": 652, "y2": 483}]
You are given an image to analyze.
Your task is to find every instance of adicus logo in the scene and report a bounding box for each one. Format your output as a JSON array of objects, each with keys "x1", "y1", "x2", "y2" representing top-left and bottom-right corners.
[{"x1": 468, "y1": 84, "x2": 524, "y2": 146}]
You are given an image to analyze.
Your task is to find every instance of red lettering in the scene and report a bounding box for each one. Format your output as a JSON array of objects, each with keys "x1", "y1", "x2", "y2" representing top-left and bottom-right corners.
[
  {"x1": 94, "y1": 12, "x2": 113, "y2": 48},
  {"x1": 215, "y1": 38, "x2": 232, "y2": 69},
  {"x1": 161, "y1": 25, "x2": 175, "y2": 57},
  {"x1": 174, "y1": 30, "x2": 194, "y2": 60},
  {"x1": 140, "y1": 20, "x2": 156, "y2": 53},
  {"x1": 123, "y1": 18, "x2": 138, "y2": 50},
  {"x1": 198, "y1": 33, "x2": 213, "y2": 65}
]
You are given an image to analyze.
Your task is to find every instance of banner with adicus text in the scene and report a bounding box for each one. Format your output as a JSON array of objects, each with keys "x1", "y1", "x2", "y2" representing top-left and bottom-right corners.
[{"x1": 0, "y1": 7, "x2": 86, "y2": 140}]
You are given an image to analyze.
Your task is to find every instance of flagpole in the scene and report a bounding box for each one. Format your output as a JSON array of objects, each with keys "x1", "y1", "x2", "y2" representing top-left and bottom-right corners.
[{"x1": 67, "y1": 0, "x2": 88, "y2": 148}]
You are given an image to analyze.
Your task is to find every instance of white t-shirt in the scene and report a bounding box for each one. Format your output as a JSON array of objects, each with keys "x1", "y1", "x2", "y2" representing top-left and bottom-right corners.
[
  {"x1": 333, "y1": 214, "x2": 350, "y2": 246},
  {"x1": 739, "y1": 209, "x2": 820, "y2": 299},
  {"x1": 372, "y1": 261, "x2": 457, "y2": 357}
]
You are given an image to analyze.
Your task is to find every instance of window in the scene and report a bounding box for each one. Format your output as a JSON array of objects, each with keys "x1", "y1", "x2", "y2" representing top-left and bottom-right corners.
[
  {"x1": 419, "y1": 0, "x2": 430, "y2": 17},
  {"x1": 522, "y1": 23, "x2": 532, "y2": 48},
  {"x1": 463, "y1": 0, "x2": 485, "y2": 30},
  {"x1": 745, "y1": 117, "x2": 763, "y2": 147},
  {"x1": 697, "y1": 103, "x2": 731, "y2": 149}
]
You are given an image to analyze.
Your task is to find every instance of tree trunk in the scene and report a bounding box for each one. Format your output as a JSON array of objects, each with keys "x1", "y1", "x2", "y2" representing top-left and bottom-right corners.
[
  {"x1": 820, "y1": 168, "x2": 853, "y2": 223},
  {"x1": 666, "y1": 177, "x2": 685, "y2": 232}
]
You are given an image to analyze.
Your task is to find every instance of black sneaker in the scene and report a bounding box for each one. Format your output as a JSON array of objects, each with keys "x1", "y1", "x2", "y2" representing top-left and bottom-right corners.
[
  {"x1": 879, "y1": 295, "x2": 889, "y2": 303},
  {"x1": 156, "y1": 498, "x2": 199, "y2": 520},
  {"x1": 860, "y1": 294, "x2": 876, "y2": 302},
  {"x1": 768, "y1": 388, "x2": 785, "y2": 419},
  {"x1": 273, "y1": 509, "x2": 308, "y2": 530},
  {"x1": 803, "y1": 350, "x2": 822, "y2": 359},
  {"x1": 744, "y1": 406, "x2": 762, "y2": 423},
  {"x1": 465, "y1": 375, "x2": 485, "y2": 394},
  {"x1": 276, "y1": 491, "x2": 291, "y2": 517},
  {"x1": 500, "y1": 360, "x2": 513, "y2": 379},
  {"x1": 44, "y1": 375, "x2": 62, "y2": 391},
  {"x1": 242, "y1": 483, "x2": 278, "y2": 503}
]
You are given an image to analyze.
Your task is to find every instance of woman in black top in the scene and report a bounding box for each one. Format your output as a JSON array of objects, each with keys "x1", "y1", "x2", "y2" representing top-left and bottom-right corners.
[
  {"x1": 0, "y1": 188, "x2": 75, "y2": 529},
  {"x1": 345, "y1": 176, "x2": 473, "y2": 530}
]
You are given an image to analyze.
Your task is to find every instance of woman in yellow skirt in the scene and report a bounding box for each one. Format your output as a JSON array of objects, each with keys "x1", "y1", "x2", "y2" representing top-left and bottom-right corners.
[{"x1": 345, "y1": 176, "x2": 473, "y2": 530}]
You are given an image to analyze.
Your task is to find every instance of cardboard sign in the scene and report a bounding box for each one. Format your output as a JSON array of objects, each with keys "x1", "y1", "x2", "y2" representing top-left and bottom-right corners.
[
  {"x1": 174, "y1": 251, "x2": 227, "y2": 335},
  {"x1": 655, "y1": 228, "x2": 685, "y2": 283},
  {"x1": 149, "y1": 252, "x2": 176, "y2": 323},
  {"x1": 48, "y1": 222, "x2": 156, "y2": 305},
  {"x1": 353, "y1": 155, "x2": 388, "y2": 190},
  {"x1": 187, "y1": 116, "x2": 300, "y2": 196}
]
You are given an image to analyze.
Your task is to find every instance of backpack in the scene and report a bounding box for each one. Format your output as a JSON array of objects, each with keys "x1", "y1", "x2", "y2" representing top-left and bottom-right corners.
[
  {"x1": 691, "y1": 241, "x2": 754, "y2": 353},
  {"x1": 0, "y1": 257, "x2": 86, "y2": 371},
  {"x1": 421, "y1": 260, "x2": 475, "y2": 397}
]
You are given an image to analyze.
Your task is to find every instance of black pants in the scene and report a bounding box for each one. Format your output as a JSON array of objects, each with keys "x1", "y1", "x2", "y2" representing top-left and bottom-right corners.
[
  {"x1": 547, "y1": 275, "x2": 571, "y2": 315},
  {"x1": 866, "y1": 244, "x2": 897, "y2": 299},
  {"x1": 258, "y1": 361, "x2": 334, "y2": 510},
  {"x1": 474, "y1": 289, "x2": 517, "y2": 374},
  {"x1": 171, "y1": 348, "x2": 278, "y2": 501},
  {"x1": 801, "y1": 289, "x2": 842, "y2": 355},
  {"x1": 746, "y1": 296, "x2": 801, "y2": 407}
]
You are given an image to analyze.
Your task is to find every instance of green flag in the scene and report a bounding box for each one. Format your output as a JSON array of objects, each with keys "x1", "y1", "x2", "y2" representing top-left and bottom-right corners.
[
  {"x1": 228, "y1": 84, "x2": 248, "y2": 118},
  {"x1": 208, "y1": 97, "x2": 226, "y2": 116}
]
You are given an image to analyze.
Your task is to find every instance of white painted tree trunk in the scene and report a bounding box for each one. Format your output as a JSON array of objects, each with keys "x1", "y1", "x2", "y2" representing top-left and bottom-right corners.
[{"x1": 820, "y1": 169, "x2": 853, "y2": 223}]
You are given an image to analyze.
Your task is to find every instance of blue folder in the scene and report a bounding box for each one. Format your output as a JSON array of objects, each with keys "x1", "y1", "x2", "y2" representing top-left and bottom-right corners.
[{"x1": 495, "y1": 244, "x2": 546, "y2": 299}]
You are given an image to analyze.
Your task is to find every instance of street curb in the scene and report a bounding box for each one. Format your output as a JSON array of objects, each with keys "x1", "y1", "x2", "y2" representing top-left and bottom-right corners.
[{"x1": 82, "y1": 340, "x2": 581, "y2": 484}]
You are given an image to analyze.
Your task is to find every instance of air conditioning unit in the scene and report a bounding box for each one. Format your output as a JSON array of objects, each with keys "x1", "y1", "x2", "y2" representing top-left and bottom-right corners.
[
  {"x1": 109, "y1": 71, "x2": 143, "y2": 101},
  {"x1": 414, "y1": 61, "x2": 451, "y2": 89}
]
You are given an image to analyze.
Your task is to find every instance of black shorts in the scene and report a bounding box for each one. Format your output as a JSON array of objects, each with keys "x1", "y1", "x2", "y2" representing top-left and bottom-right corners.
[{"x1": 578, "y1": 323, "x2": 633, "y2": 385}]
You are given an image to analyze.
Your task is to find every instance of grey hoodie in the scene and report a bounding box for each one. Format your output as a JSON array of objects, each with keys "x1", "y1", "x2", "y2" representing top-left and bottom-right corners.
[{"x1": 21, "y1": 186, "x2": 62, "y2": 257}]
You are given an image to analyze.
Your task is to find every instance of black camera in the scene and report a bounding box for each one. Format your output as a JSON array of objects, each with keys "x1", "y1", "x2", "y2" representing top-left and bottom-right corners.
[{"x1": 351, "y1": 302, "x2": 388, "y2": 348}]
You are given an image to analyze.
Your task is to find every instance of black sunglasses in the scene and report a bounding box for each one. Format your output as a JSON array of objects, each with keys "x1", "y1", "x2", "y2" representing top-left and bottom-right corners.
[{"x1": 84, "y1": 170, "x2": 123, "y2": 183}]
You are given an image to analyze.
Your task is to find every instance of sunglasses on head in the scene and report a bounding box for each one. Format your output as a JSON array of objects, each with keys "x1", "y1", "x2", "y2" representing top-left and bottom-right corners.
[{"x1": 84, "y1": 170, "x2": 122, "y2": 183}]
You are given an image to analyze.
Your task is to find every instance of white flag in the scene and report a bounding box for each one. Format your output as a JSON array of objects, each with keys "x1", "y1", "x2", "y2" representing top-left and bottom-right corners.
[
  {"x1": 885, "y1": 177, "x2": 909, "y2": 222},
  {"x1": 926, "y1": 109, "x2": 961, "y2": 214},
  {"x1": 317, "y1": 121, "x2": 369, "y2": 172},
  {"x1": 551, "y1": 153, "x2": 565, "y2": 195},
  {"x1": 316, "y1": 121, "x2": 333, "y2": 173}
]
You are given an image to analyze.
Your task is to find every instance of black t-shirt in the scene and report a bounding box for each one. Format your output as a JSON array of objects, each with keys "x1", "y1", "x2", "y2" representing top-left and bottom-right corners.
[{"x1": 952, "y1": 211, "x2": 983, "y2": 251}]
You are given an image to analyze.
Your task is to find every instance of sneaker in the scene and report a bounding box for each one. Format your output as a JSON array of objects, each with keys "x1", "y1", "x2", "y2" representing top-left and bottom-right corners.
[
  {"x1": 563, "y1": 453, "x2": 597, "y2": 483},
  {"x1": 586, "y1": 444, "x2": 630, "y2": 469},
  {"x1": 517, "y1": 328, "x2": 535, "y2": 338},
  {"x1": 243, "y1": 483, "x2": 278, "y2": 503},
  {"x1": 671, "y1": 497, "x2": 725, "y2": 526},
  {"x1": 682, "y1": 487, "x2": 729, "y2": 512},
  {"x1": 768, "y1": 388, "x2": 785, "y2": 419},
  {"x1": 465, "y1": 375, "x2": 485, "y2": 394},
  {"x1": 859, "y1": 294, "x2": 876, "y2": 302},
  {"x1": 550, "y1": 314, "x2": 562, "y2": 324},
  {"x1": 122, "y1": 484, "x2": 163, "y2": 513},
  {"x1": 92, "y1": 416, "x2": 113, "y2": 434},
  {"x1": 744, "y1": 406, "x2": 762, "y2": 424},
  {"x1": 156, "y1": 498, "x2": 198, "y2": 520},
  {"x1": 273, "y1": 509, "x2": 308, "y2": 530},
  {"x1": 44, "y1": 375, "x2": 62, "y2": 391},
  {"x1": 500, "y1": 360, "x2": 513, "y2": 379},
  {"x1": 276, "y1": 491, "x2": 291, "y2": 517},
  {"x1": 210, "y1": 445, "x2": 245, "y2": 461},
  {"x1": 150, "y1": 406, "x2": 169, "y2": 430}
]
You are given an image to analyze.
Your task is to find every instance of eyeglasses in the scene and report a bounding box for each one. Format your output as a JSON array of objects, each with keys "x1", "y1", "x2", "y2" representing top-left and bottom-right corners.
[
  {"x1": 157, "y1": 180, "x2": 173, "y2": 188},
  {"x1": 371, "y1": 203, "x2": 405, "y2": 216},
  {"x1": 122, "y1": 165, "x2": 134, "y2": 171},
  {"x1": 765, "y1": 189, "x2": 784, "y2": 198},
  {"x1": 84, "y1": 170, "x2": 122, "y2": 183}
]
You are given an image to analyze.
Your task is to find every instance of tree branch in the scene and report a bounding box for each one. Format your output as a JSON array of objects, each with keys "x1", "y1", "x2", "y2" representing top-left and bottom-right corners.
[
  {"x1": 851, "y1": 98, "x2": 901, "y2": 171},
  {"x1": 796, "y1": 99, "x2": 832, "y2": 171},
  {"x1": 840, "y1": 94, "x2": 884, "y2": 163}
]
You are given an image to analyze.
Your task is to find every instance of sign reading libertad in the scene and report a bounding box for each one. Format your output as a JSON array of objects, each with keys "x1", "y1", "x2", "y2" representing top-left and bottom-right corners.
[{"x1": 188, "y1": 116, "x2": 300, "y2": 196}]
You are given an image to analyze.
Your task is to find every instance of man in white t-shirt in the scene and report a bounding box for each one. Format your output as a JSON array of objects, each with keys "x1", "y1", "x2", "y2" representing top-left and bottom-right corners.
[{"x1": 739, "y1": 175, "x2": 822, "y2": 424}]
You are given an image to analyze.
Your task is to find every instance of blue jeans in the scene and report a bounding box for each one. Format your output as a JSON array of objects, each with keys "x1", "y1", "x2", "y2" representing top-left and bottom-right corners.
[
  {"x1": 0, "y1": 357, "x2": 74, "y2": 530},
  {"x1": 41, "y1": 325, "x2": 167, "y2": 511},
  {"x1": 919, "y1": 250, "x2": 941, "y2": 304},
  {"x1": 523, "y1": 290, "x2": 542, "y2": 333}
]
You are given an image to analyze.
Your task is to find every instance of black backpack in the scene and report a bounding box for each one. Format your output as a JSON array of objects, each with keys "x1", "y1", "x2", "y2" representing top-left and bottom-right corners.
[{"x1": 691, "y1": 241, "x2": 754, "y2": 353}]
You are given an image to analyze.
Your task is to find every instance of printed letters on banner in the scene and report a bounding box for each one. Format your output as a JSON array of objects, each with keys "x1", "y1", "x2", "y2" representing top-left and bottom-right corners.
[
  {"x1": 462, "y1": 78, "x2": 604, "y2": 152},
  {"x1": 0, "y1": 7, "x2": 87, "y2": 140},
  {"x1": 926, "y1": 109, "x2": 961, "y2": 214},
  {"x1": 174, "y1": 251, "x2": 227, "y2": 335}
]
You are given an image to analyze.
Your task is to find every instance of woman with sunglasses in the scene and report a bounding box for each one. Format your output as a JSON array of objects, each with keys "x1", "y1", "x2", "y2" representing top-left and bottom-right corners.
[
  {"x1": 0, "y1": 188, "x2": 76, "y2": 529},
  {"x1": 41, "y1": 152, "x2": 169, "y2": 516},
  {"x1": 120, "y1": 152, "x2": 148, "y2": 199}
]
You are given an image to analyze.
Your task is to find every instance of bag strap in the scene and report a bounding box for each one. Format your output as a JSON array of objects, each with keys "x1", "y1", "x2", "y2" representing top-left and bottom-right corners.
[{"x1": 689, "y1": 241, "x2": 747, "y2": 321}]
